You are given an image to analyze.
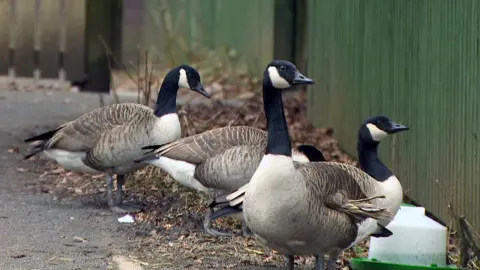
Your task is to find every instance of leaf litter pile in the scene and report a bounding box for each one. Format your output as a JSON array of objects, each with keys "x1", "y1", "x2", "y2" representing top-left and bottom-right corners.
[{"x1": 20, "y1": 89, "x2": 474, "y2": 269}]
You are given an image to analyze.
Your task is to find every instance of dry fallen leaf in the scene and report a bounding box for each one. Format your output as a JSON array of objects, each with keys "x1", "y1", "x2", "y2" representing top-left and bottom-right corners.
[
  {"x1": 50, "y1": 167, "x2": 65, "y2": 174},
  {"x1": 245, "y1": 248, "x2": 264, "y2": 255},
  {"x1": 72, "y1": 236, "x2": 87, "y2": 243},
  {"x1": 7, "y1": 147, "x2": 19, "y2": 153}
]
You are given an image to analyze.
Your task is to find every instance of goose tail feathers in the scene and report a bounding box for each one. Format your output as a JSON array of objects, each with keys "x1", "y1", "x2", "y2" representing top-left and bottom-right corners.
[
  {"x1": 24, "y1": 141, "x2": 47, "y2": 160},
  {"x1": 24, "y1": 126, "x2": 64, "y2": 143},
  {"x1": 133, "y1": 154, "x2": 158, "y2": 164},
  {"x1": 326, "y1": 193, "x2": 393, "y2": 220},
  {"x1": 341, "y1": 201, "x2": 393, "y2": 220},
  {"x1": 141, "y1": 144, "x2": 164, "y2": 151},
  {"x1": 225, "y1": 183, "x2": 249, "y2": 207}
]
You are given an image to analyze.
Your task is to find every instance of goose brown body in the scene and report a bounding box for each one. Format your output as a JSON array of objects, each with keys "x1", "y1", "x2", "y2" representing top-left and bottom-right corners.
[
  {"x1": 42, "y1": 103, "x2": 180, "y2": 174},
  {"x1": 144, "y1": 125, "x2": 319, "y2": 192},
  {"x1": 25, "y1": 64, "x2": 210, "y2": 214},
  {"x1": 139, "y1": 124, "x2": 325, "y2": 236},
  {"x1": 220, "y1": 60, "x2": 404, "y2": 269},
  {"x1": 233, "y1": 159, "x2": 396, "y2": 256}
]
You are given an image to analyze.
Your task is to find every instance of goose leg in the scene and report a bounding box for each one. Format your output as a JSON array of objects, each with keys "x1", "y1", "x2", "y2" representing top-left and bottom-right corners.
[
  {"x1": 315, "y1": 254, "x2": 325, "y2": 270},
  {"x1": 326, "y1": 249, "x2": 340, "y2": 270},
  {"x1": 106, "y1": 174, "x2": 115, "y2": 208},
  {"x1": 109, "y1": 174, "x2": 142, "y2": 214},
  {"x1": 284, "y1": 255, "x2": 295, "y2": 270},
  {"x1": 241, "y1": 220, "x2": 253, "y2": 237},
  {"x1": 326, "y1": 259, "x2": 337, "y2": 270},
  {"x1": 115, "y1": 174, "x2": 125, "y2": 205},
  {"x1": 203, "y1": 207, "x2": 233, "y2": 237}
]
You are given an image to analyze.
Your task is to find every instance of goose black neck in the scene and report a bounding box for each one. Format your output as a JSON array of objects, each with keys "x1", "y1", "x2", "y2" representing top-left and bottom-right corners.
[
  {"x1": 154, "y1": 79, "x2": 179, "y2": 117},
  {"x1": 357, "y1": 140, "x2": 393, "y2": 182},
  {"x1": 263, "y1": 83, "x2": 291, "y2": 156}
]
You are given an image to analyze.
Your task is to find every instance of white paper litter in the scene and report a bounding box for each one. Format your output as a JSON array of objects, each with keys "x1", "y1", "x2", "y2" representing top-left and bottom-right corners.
[{"x1": 117, "y1": 214, "x2": 135, "y2": 223}]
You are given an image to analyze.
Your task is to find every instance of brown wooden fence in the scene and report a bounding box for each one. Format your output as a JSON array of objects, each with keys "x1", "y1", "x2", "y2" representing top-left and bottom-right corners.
[{"x1": 0, "y1": 0, "x2": 85, "y2": 82}]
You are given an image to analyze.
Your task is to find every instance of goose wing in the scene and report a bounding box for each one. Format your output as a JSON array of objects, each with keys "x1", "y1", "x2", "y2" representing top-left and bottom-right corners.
[
  {"x1": 149, "y1": 126, "x2": 267, "y2": 164},
  {"x1": 82, "y1": 121, "x2": 150, "y2": 171},
  {"x1": 298, "y1": 162, "x2": 393, "y2": 220},
  {"x1": 40, "y1": 104, "x2": 153, "y2": 152},
  {"x1": 194, "y1": 144, "x2": 265, "y2": 191},
  {"x1": 225, "y1": 161, "x2": 392, "y2": 221}
]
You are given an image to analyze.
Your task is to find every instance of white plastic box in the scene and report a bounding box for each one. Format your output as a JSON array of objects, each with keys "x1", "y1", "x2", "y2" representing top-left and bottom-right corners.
[{"x1": 368, "y1": 205, "x2": 448, "y2": 266}]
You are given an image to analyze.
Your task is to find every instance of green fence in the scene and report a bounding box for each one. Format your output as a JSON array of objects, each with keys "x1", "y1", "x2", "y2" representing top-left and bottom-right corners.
[
  {"x1": 139, "y1": 0, "x2": 275, "y2": 73},
  {"x1": 307, "y1": 0, "x2": 480, "y2": 231}
]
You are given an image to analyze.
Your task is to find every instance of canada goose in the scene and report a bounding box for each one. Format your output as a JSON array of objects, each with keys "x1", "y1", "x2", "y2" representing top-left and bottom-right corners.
[
  {"x1": 210, "y1": 114, "x2": 408, "y2": 239},
  {"x1": 135, "y1": 123, "x2": 325, "y2": 236},
  {"x1": 221, "y1": 60, "x2": 408, "y2": 270},
  {"x1": 207, "y1": 144, "x2": 325, "y2": 236},
  {"x1": 24, "y1": 64, "x2": 210, "y2": 214}
]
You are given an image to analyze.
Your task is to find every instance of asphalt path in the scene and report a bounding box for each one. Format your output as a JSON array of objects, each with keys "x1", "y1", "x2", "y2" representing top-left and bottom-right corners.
[{"x1": 0, "y1": 90, "x2": 142, "y2": 270}]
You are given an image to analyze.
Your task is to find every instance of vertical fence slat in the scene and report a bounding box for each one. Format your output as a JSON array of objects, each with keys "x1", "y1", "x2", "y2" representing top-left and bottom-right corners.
[
  {"x1": 0, "y1": 0, "x2": 11, "y2": 74},
  {"x1": 64, "y1": 0, "x2": 85, "y2": 81},
  {"x1": 39, "y1": 0, "x2": 61, "y2": 79},
  {"x1": 307, "y1": 0, "x2": 480, "y2": 232},
  {"x1": 14, "y1": 0, "x2": 35, "y2": 77}
]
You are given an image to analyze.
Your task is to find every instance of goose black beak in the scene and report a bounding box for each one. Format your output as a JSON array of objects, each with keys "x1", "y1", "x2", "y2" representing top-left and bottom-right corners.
[
  {"x1": 192, "y1": 83, "x2": 210, "y2": 98},
  {"x1": 292, "y1": 70, "x2": 315, "y2": 85},
  {"x1": 389, "y1": 121, "x2": 409, "y2": 133}
]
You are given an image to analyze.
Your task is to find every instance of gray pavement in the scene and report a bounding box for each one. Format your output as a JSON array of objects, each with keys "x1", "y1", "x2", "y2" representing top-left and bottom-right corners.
[{"x1": 0, "y1": 90, "x2": 142, "y2": 270}]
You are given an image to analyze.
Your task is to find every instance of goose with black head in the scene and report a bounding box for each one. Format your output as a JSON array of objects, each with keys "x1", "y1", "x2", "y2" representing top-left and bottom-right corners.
[
  {"x1": 24, "y1": 64, "x2": 210, "y2": 214},
  {"x1": 133, "y1": 63, "x2": 323, "y2": 236},
  {"x1": 222, "y1": 60, "x2": 409, "y2": 270}
]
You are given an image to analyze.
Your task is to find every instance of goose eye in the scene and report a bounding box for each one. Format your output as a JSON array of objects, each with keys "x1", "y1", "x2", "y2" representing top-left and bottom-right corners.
[{"x1": 280, "y1": 66, "x2": 286, "y2": 71}]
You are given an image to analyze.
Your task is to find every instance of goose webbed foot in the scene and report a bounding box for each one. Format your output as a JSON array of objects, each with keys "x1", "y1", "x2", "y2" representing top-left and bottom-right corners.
[
  {"x1": 106, "y1": 174, "x2": 142, "y2": 214},
  {"x1": 315, "y1": 254, "x2": 325, "y2": 270},
  {"x1": 203, "y1": 207, "x2": 233, "y2": 237},
  {"x1": 284, "y1": 255, "x2": 295, "y2": 270},
  {"x1": 109, "y1": 204, "x2": 142, "y2": 214},
  {"x1": 326, "y1": 259, "x2": 337, "y2": 270},
  {"x1": 326, "y1": 249, "x2": 340, "y2": 270}
]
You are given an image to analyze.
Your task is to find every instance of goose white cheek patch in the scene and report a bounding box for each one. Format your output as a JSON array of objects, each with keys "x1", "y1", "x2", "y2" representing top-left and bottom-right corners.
[
  {"x1": 178, "y1": 68, "x2": 190, "y2": 89},
  {"x1": 267, "y1": 67, "x2": 290, "y2": 89},
  {"x1": 366, "y1": 123, "x2": 388, "y2": 141}
]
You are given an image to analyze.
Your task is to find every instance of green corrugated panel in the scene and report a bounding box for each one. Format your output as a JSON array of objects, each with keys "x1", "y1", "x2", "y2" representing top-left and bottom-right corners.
[
  {"x1": 307, "y1": 0, "x2": 480, "y2": 232},
  {"x1": 143, "y1": 0, "x2": 274, "y2": 73}
]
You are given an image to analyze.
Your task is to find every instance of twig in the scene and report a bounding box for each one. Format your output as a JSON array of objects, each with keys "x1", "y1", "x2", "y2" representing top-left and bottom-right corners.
[
  {"x1": 98, "y1": 35, "x2": 137, "y2": 104},
  {"x1": 252, "y1": 109, "x2": 263, "y2": 128},
  {"x1": 177, "y1": 92, "x2": 199, "y2": 136},
  {"x1": 458, "y1": 216, "x2": 471, "y2": 267},
  {"x1": 136, "y1": 47, "x2": 142, "y2": 104},
  {"x1": 204, "y1": 110, "x2": 224, "y2": 128},
  {"x1": 227, "y1": 100, "x2": 248, "y2": 127},
  {"x1": 98, "y1": 94, "x2": 105, "y2": 107},
  {"x1": 460, "y1": 217, "x2": 480, "y2": 262},
  {"x1": 147, "y1": 52, "x2": 155, "y2": 106},
  {"x1": 195, "y1": 110, "x2": 224, "y2": 133},
  {"x1": 97, "y1": 35, "x2": 119, "y2": 104},
  {"x1": 157, "y1": 0, "x2": 176, "y2": 67},
  {"x1": 465, "y1": 219, "x2": 480, "y2": 243},
  {"x1": 227, "y1": 87, "x2": 262, "y2": 127},
  {"x1": 143, "y1": 49, "x2": 149, "y2": 106}
]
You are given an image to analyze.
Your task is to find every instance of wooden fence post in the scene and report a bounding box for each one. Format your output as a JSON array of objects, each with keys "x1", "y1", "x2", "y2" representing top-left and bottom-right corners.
[{"x1": 83, "y1": 0, "x2": 122, "y2": 93}]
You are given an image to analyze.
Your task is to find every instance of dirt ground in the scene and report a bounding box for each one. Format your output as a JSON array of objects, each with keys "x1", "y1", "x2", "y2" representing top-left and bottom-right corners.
[{"x1": 6, "y1": 88, "x2": 470, "y2": 269}]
